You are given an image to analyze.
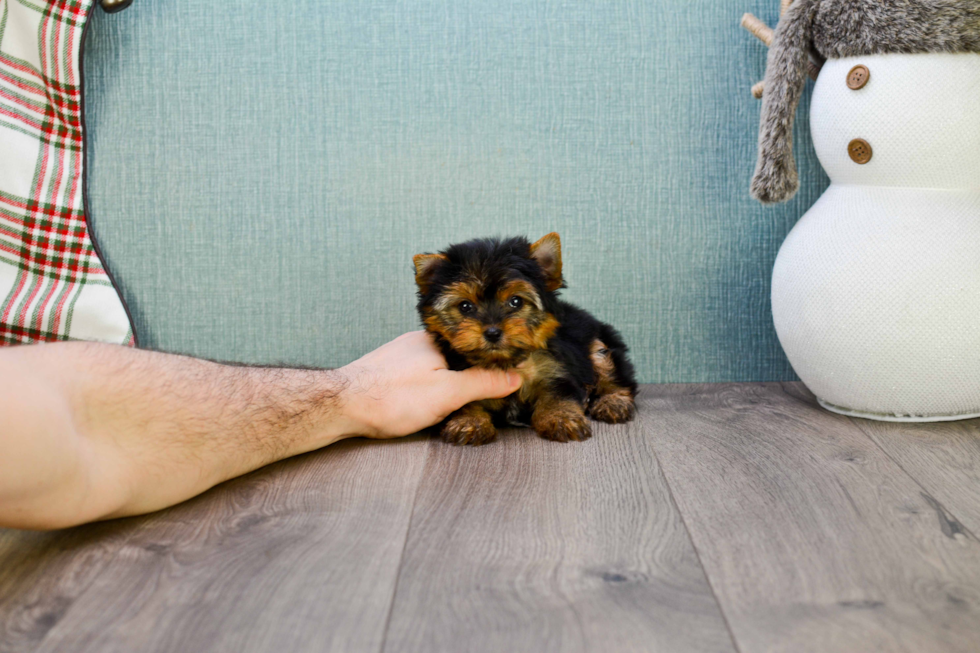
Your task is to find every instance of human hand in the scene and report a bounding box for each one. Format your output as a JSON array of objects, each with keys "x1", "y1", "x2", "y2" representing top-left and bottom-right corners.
[{"x1": 337, "y1": 331, "x2": 522, "y2": 438}]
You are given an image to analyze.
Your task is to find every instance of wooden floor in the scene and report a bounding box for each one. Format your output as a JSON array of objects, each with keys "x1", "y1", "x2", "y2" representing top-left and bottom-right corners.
[{"x1": 2, "y1": 383, "x2": 979, "y2": 653}]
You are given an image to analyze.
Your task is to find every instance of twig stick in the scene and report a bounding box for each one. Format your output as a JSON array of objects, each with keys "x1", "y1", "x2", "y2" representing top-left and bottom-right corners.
[
  {"x1": 807, "y1": 59, "x2": 822, "y2": 81},
  {"x1": 741, "y1": 13, "x2": 774, "y2": 47},
  {"x1": 745, "y1": 1, "x2": 818, "y2": 99}
]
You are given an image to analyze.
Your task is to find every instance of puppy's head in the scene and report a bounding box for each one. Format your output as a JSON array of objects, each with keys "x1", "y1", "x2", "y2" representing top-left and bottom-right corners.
[{"x1": 414, "y1": 233, "x2": 564, "y2": 369}]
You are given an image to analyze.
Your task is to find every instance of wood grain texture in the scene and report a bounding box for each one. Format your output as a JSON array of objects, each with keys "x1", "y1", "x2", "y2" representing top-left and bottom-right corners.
[
  {"x1": 5, "y1": 384, "x2": 980, "y2": 653},
  {"x1": 0, "y1": 437, "x2": 430, "y2": 653},
  {"x1": 845, "y1": 415, "x2": 980, "y2": 539},
  {"x1": 646, "y1": 383, "x2": 980, "y2": 653},
  {"x1": 0, "y1": 523, "x2": 138, "y2": 652},
  {"x1": 785, "y1": 383, "x2": 980, "y2": 539},
  {"x1": 382, "y1": 411, "x2": 737, "y2": 653}
]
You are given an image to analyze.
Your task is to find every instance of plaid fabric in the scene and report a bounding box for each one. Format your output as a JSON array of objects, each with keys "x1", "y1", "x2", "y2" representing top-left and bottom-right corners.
[{"x1": 0, "y1": 0, "x2": 133, "y2": 346}]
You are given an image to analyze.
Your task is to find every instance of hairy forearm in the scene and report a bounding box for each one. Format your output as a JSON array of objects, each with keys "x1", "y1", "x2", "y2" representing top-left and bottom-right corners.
[
  {"x1": 0, "y1": 342, "x2": 357, "y2": 529},
  {"x1": 0, "y1": 331, "x2": 522, "y2": 530}
]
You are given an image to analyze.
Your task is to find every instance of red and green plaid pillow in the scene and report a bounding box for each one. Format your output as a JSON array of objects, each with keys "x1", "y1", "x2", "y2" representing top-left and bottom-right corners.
[{"x1": 0, "y1": 0, "x2": 133, "y2": 345}]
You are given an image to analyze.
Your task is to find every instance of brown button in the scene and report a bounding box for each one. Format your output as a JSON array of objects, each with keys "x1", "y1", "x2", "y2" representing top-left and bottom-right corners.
[
  {"x1": 848, "y1": 138, "x2": 873, "y2": 164},
  {"x1": 847, "y1": 65, "x2": 870, "y2": 90}
]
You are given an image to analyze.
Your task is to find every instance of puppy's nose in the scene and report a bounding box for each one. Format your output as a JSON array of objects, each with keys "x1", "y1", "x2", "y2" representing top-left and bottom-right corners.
[{"x1": 484, "y1": 326, "x2": 503, "y2": 343}]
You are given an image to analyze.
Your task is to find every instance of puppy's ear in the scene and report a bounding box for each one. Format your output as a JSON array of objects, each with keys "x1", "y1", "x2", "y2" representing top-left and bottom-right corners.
[
  {"x1": 413, "y1": 253, "x2": 448, "y2": 293},
  {"x1": 529, "y1": 233, "x2": 564, "y2": 291}
]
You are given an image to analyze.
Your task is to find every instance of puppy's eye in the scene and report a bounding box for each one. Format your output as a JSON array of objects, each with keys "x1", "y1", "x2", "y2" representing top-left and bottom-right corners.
[
  {"x1": 508, "y1": 296, "x2": 524, "y2": 310},
  {"x1": 458, "y1": 301, "x2": 475, "y2": 315}
]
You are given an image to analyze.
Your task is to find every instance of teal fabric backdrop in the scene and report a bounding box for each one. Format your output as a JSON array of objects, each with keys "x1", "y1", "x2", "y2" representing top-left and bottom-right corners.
[{"x1": 83, "y1": 0, "x2": 827, "y2": 382}]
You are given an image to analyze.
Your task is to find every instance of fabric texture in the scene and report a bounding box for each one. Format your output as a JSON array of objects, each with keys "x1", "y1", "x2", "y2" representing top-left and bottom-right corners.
[
  {"x1": 82, "y1": 0, "x2": 827, "y2": 383},
  {"x1": 771, "y1": 54, "x2": 980, "y2": 419},
  {"x1": 751, "y1": 0, "x2": 980, "y2": 204},
  {"x1": 0, "y1": 0, "x2": 132, "y2": 345}
]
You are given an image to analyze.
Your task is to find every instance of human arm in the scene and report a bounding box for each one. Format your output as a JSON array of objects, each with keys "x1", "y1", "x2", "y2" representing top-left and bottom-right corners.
[{"x1": 0, "y1": 331, "x2": 520, "y2": 530}]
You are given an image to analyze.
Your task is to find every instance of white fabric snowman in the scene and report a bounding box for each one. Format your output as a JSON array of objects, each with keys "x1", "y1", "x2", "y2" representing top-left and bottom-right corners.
[{"x1": 752, "y1": 1, "x2": 980, "y2": 420}]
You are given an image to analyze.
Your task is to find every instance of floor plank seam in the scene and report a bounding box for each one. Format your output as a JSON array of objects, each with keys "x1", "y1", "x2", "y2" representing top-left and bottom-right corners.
[
  {"x1": 778, "y1": 382, "x2": 980, "y2": 543},
  {"x1": 645, "y1": 435, "x2": 746, "y2": 653},
  {"x1": 846, "y1": 416, "x2": 980, "y2": 542},
  {"x1": 376, "y1": 438, "x2": 432, "y2": 653}
]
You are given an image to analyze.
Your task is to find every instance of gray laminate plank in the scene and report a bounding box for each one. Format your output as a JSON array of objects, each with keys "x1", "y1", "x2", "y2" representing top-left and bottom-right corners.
[
  {"x1": 0, "y1": 523, "x2": 139, "y2": 652},
  {"x1": 845, "y1": 414, "x2": 980, "y2": 539},
  {"x1": 646, "y1": 383, "x2": 980, "y2": 653},
  {"x1": 383, "y1": 407, "x2": 737, "y2": 653},
  {"x1": 784, "y1": 383, "x2": 980, "y2": 538},
  {"x1": 0, "y1": 436, "x2": 429, "y2": 653}
]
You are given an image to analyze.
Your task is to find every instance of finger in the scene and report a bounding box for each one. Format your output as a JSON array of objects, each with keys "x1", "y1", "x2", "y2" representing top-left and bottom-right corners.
[
  {"x1": 397, "y1": 330, "x2": 428, "y2": 343},
  {"x1": 451, "y1": 368, "x2": 522, "y2": 405}
]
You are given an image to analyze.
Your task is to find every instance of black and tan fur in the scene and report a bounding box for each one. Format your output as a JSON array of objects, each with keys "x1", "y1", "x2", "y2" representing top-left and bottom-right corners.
[{"x1": 414, "y1": 233, "x2": 637, "y2": 446}]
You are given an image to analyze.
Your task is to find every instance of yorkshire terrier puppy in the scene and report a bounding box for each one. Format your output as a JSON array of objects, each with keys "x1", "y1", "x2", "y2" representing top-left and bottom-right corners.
[{"x1": 413, "y1": 233, "x2": 637, "y2": 445}]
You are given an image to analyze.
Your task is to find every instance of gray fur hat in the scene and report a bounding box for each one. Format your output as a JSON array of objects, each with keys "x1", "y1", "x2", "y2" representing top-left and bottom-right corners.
[{"x1": 751, "y1": 0, "x2": 980, "y2": 204}]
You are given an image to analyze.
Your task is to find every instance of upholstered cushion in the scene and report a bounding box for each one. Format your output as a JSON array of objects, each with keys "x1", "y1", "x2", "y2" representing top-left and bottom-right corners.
[{"x1": 83, "y1": 0, "x2": 827, "y2": 380}]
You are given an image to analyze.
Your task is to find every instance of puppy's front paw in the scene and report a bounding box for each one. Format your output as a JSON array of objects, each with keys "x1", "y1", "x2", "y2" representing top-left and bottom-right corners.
[
  {"x1": 441, "y1": 408, "x2": 497, "y2": 446},
  {"x1": 589, "y1": 391, "x2": 636, "y2": 424},
  {"x1": 532, "y1": 402, "x2": 592, "y2": 443}
]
